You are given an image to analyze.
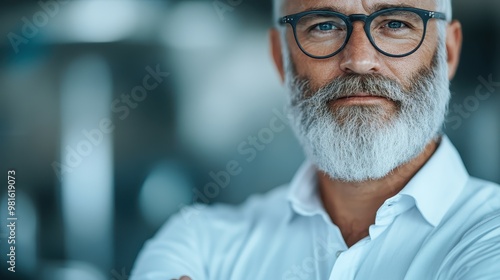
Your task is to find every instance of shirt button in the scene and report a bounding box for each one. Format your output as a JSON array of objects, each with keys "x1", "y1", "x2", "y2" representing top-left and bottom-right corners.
[{"x1": 336, "y1": 250, "x2": 344, "y2": 258}]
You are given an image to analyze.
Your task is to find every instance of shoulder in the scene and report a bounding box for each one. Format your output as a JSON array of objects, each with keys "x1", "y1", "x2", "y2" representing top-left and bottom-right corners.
[
  {"x1": 182, "y1": 184, "x2": 291, "y2": 227},
  {"x1": 439, "y1": 177, "x2": 500, "y2": 231},
  {"x1": 166, "y1": 184, "x2": 291, "y2": 239},
  {"x1": 437, "y1": 209, "x2": 500, "y2": 279},
  {"x1": 437, "y1": 178, "x2": 500, "y2": 279},
  {"x1": 458, "y1": 178, "x2": 500, "y2": 242},
  {"x1": 460, "y1": 177, "x2": 500, "y2": 210},
  {"x1": 445, "y1": 177, "x2": 500, "y2": 240},
  {"x1": 131, "y1": 185, "x2": 291, "y2": 279},
  {"x1": 467, "y1": 176, "x2": 500, "y2": 191},
  {"x1": 174, "y1": 185, "x2": 292, "y2": 263}
]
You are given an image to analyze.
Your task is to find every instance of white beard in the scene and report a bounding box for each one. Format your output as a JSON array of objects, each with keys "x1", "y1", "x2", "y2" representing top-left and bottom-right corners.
[{"x1": 285, "y1": 42, "x2": 450, "y2": 182}]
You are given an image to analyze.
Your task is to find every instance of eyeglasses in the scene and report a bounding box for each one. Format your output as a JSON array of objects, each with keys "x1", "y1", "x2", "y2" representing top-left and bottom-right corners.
[{"x1": 278, "y1": 7, "x2": 447, "y2": 59}]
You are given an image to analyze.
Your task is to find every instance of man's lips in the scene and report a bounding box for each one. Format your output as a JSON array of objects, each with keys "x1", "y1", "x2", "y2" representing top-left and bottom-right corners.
[{"x1": 330, "y1": 93, "x2": 394, "y2": 105}]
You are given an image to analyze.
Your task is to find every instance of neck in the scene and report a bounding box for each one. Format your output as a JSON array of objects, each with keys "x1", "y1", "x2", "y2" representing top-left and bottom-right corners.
[{"x1": 318, "y1": 138, "x2": 439, "y2": 247}]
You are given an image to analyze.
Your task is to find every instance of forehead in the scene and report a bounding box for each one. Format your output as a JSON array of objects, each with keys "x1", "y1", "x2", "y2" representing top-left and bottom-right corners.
[{"x1": 283, "y1": 0, "x2": 436, "y2": 15}]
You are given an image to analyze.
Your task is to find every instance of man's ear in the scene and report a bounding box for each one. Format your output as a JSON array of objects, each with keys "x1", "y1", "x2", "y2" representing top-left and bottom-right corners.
[
  {"x1": 446, "y1": 20, "x2": 463, "y2": 80},
  {"x1": 270, "y1": 28, "x2": 285, "y2": 83}
]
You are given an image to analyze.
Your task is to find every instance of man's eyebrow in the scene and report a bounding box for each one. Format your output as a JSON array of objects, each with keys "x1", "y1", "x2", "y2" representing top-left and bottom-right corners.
[
  {"x1": 298, "y1": 4, "x2": 416, "y2": 15},
  {"x1": 369, "y1": 3, "x2": 415, "y2": 13}
]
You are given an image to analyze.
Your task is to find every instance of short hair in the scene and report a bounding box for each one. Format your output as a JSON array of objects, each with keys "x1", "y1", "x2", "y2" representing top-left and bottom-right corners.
[{"x1": 272, "y1": 0, "x2": 453, "y2": 24}]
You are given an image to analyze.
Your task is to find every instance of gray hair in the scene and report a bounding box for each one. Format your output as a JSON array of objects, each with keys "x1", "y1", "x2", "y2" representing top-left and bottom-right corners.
[{"x1": 273, "y1": 0, "x2": 453, "y2": 24}]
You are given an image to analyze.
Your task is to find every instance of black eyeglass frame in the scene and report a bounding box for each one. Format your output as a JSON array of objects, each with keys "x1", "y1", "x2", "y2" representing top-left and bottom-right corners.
[{"x1": 278, "y1": 7, "x2": 447, "y2": 59}]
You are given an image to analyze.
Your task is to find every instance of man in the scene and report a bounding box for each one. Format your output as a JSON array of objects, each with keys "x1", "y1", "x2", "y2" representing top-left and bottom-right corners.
[{"x1": 131, "y1": 0, "x2": 500, "y2": 279}]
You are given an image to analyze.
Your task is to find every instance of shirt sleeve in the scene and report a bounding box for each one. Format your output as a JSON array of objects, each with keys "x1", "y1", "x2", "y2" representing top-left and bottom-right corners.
[
  {"x1": 130, "y1": 205, "x2": 207, "y2": 280},
  {"x1": 438, "y1": 211, "x2": 500, "y2": 280}
]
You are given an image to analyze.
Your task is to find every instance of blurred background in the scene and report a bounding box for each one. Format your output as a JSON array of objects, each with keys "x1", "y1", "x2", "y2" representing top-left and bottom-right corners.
[{"x1": 0, "y1": 0, "x2": 498, "y2": 279}]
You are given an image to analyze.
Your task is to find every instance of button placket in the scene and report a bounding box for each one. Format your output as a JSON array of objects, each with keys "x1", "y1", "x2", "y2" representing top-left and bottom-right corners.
[{"x1": 328, "y1": 240, "x2": 369, "y2": 280}]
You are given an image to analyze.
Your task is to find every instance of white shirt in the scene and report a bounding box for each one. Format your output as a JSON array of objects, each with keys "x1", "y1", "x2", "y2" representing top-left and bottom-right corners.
[{"x1": 131, "y1": 136, "x2": 500, "y2": 280}]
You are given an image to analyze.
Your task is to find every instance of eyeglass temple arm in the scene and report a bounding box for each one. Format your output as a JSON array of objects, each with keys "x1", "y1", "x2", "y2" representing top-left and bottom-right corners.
[
  {"x1": 278, "y1": 16, "x2": 292, "y2": 25},
  {"x1": 429, "y1": 11, "x2": 447, "y2": 21}
]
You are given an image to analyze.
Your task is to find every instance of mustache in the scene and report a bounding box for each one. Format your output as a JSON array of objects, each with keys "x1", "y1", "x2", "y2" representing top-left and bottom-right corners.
[
  {"x1": 289, "y1": 61, "x2": 436, "y2": 110},
  {"x1": 290, "y1": 73, "x2": 407, "y2": 107}
]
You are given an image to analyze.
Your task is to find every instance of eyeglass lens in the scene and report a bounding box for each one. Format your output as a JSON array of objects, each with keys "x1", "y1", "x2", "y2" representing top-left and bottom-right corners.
[{"x1": 294, "y1": 10, "x2": 425, "y2": 57}]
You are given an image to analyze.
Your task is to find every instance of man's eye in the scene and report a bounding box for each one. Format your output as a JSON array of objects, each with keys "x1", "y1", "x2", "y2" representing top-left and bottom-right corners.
[
  {"x1": 386, "y1": 21, "x2": 406, "y2": 29},
  {"x1": 314, "y1": 22, "x2": 336, "y2": 31}
]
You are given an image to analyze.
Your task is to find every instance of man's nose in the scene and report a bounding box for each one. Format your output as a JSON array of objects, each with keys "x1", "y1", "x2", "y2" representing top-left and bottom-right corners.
[{"x1": 339, "y1": 22, "x2": 381, "y2": 75}]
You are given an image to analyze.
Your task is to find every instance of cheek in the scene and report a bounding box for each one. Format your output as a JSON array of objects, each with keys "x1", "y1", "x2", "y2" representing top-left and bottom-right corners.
[
  {"x1": 289, "y1": 52, "x2": 343, "y2": 89},
  {"x1": 285, "y1": 30, "x2": 342, "y2": 87},
  {"x1": 384, "y1": 61, "x2": 415, "y2": 85},
  {"x1": 382, "y1": 42, "x2": 437, "y2": 89},
  {"x1": 411, "y1": 26, "x2": 440, "y2": 67}
]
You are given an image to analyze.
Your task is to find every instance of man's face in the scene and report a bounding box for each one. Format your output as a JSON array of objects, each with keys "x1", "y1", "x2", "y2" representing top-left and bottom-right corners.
[
  {"x1": 278, "y1": 0, "x2": 455, "y2": 182},
  {"x1": 283, "y1": 0, "x2": 440, "y2": 95}
]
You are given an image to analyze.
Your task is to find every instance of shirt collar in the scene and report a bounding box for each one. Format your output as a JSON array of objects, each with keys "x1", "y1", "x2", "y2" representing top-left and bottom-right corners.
[
  {"x1": 286, "y1": 160, "x2": 326, "y2": 222},
  {"x1": 286, "y1": 136, "x2": 469, "y2": 227},
  {"x1": 399, "y1": 135, "x2": 469, "y2": 227}
]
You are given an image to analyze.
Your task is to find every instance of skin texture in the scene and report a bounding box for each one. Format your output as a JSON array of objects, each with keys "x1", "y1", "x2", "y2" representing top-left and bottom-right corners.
[{"x1": 270, "y1": 0, "x2": 462, "y2": 247}]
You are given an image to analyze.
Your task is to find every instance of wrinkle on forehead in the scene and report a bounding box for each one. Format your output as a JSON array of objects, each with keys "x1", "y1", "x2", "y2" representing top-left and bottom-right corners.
[{"x1": 282, "y1": 0, "x2": 436, "y2": 15}]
